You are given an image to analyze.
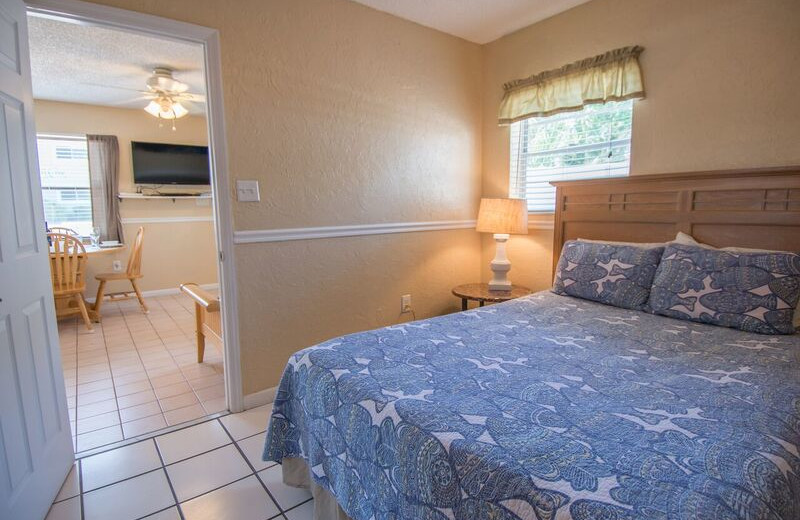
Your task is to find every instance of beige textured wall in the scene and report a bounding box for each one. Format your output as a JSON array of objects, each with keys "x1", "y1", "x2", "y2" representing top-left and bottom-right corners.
[
  {"x1": 481, "y1": 0, "x2": 800, "y2": 291},
  {"x1": 34, "y1": 100, "x2": 218, "y2": 295},
  {"x1": 74, "y1": 0, "x2": 484, "y2": 394},
  {"x1": 66, "y1": 0, "x2": 797, "y2": 396}
]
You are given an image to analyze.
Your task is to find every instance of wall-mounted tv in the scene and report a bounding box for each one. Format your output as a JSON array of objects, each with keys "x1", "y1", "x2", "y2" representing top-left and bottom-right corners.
[{"x1": 131, "y1": 141, "x2": 210, "y2": 185}]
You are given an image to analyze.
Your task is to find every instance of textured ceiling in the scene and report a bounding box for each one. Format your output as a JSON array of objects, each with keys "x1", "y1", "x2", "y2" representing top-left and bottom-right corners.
[
  {"x1": 349, "y1": 0, "x2": 592, "y2": 44},
  {"x1": 28, "y1": 15, "x2": 206, "y2": 115}
]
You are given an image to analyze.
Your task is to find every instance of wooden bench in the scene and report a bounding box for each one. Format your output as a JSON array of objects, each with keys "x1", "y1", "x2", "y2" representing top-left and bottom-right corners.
[{"x1": 180, "y1": 283, "x2": 222, "y2": 363}]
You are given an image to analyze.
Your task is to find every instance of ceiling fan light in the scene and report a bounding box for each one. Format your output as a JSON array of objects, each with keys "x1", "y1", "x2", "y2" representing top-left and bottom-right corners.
[
  {"x1": 144, "y1": 100, "x2": 162, "y2": 117},
  {"x1": 171, "y1": 102, "x2": 189, "y2": 119}
]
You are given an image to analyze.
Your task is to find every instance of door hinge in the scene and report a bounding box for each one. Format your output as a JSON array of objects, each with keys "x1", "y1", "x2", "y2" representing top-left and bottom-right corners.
[{"x1": 219, "y1": 250, "x2": 224, "y2": 262}]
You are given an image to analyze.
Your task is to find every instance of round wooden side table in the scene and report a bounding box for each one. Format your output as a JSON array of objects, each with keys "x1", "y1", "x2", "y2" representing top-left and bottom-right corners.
[{"x1": 452, "y1": 283, "x2": 532, "y2": 311}]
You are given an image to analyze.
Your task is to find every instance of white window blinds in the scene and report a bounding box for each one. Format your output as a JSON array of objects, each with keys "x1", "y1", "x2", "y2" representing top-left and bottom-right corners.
[
  {"x1": 37, "y1": 135, "x2": 94, "y2": 235},
  {"x1": 509, "y1": 100, "x2": 633, "y2": 213}
]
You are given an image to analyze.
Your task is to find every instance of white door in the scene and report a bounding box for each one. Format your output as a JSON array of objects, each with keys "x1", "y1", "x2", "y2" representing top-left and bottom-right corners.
[{"x1": 0, "y1": 0, "x2": 75, "y2": 518}]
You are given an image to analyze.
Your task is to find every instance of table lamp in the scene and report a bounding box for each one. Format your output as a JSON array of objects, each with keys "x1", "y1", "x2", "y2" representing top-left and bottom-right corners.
[{"x1": 476, "y1": 198, "x2": 528, "y2": 291}]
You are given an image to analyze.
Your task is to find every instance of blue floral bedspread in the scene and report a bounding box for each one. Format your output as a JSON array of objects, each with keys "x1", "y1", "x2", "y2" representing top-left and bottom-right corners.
[{"x1": 263, "y1": 291, "x2": 800, "y2": 520}]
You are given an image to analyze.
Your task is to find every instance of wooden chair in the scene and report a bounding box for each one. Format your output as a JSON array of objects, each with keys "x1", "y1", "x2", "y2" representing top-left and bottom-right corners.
[
  {"x1": 49, "y1": 233, "x2": 93, "y2": 331},
  {"x1": 48, "y1": 226, "x2": 80, "y2": 236},
  {"x1": 94, "y1": 226, "x2": 147, "y2": 314},
  {"x1": 180, "y1": 283, "x2": 222, "y2": 363}
]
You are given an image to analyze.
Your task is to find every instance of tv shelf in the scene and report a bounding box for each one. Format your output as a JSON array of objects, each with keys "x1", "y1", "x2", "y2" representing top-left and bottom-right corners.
[{"x1": 118, "y1": 192, "x2": 212, "y2": 202}]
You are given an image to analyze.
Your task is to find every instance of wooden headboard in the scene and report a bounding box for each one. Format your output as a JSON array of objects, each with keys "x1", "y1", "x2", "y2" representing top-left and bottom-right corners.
[{"x1": 551, "y1": 166, "x2": 800, "y2": 273}]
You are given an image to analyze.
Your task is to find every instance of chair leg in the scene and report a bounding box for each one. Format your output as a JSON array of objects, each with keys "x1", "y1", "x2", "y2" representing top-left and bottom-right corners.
[
  {"x1": 130, "y1": 279, "x2": 148, "y2": 313},
  {"x1": 94, "y1": 280, "x2": 107, "y2": 314},
  {"x1": 195, "y1": 302, "x2": 206, "y2": 363},
  {"x1": 75, "y1": 295, "x2": 94, "y2": 332}
]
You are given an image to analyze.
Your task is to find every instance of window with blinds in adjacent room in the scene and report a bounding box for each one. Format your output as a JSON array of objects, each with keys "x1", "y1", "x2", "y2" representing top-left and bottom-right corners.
[
  {"x1": 509, "y1": 100, "x2": 633, "y2": 213},
  {"x1": 37, "y1": 135, "x2": 94, "y2": 235}
]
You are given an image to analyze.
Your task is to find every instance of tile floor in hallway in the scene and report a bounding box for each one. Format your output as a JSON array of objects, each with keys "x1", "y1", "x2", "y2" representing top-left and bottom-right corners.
[
  {"x1": 46, "y1": 404, "x2": 315, "y2": 520},
  {"x1": 60, "y1": 293, "x2": 226, "y2": 453}
]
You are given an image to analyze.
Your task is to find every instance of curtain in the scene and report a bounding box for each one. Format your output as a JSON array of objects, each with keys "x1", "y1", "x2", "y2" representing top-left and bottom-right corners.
[
  {"x1": 498, "y1": 46, "x2": 645, "y2": 125},
  {"x1": 87, "y1": 135, "x2": 124, "y2": 242}
]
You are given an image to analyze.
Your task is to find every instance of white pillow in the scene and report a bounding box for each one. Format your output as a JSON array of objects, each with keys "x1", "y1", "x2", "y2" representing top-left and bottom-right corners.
[
  {"x1": 577, "y1": 238, "x2": 666, "y2": 248},
  {"x1": 673, "y1": 231, "x2": 790, "y2": 253},
  {"x1": 674, "y1": 232, "x2": 800, "y2": 330}
]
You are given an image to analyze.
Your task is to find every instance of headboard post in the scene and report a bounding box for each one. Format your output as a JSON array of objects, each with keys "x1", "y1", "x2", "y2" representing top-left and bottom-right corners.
[
  {"x1": 550, "y1": 166, "x2": 800, "y2": 277},
  {"x1": 551, "y1": 184, "x2": 567, "y2": 274}
]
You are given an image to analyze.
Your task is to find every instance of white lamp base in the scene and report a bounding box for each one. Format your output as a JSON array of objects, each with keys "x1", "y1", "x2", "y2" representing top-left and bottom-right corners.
[{"x1": 488, "y1": 233, "x2": 512, "y2": 291}]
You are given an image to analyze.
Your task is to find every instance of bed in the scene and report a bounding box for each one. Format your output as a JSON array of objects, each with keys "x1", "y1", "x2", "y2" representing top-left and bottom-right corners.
[{"x1": 263, "y1": 167, "x2": 800, "y2": 520}]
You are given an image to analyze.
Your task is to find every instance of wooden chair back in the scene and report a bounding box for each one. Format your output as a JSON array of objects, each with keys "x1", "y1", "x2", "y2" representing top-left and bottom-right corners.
[
  {"x1": 49, "y1": 233, "x2": 87, "y2": 294},
  {"x1": 48, "y1": 226, "x2": 79, "y2": 236},
  {"x1": 126, "y1": 226, "x2": 145, "y2": 277}
]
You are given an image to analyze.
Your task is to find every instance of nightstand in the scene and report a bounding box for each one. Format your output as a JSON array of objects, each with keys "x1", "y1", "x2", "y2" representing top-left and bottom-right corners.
[{"x1": 452, "y1": 283, "x2": 532, "y2": 311}]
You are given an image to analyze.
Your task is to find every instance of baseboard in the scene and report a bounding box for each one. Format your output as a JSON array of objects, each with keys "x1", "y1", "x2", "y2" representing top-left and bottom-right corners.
[
  {"x1": 243, "y1": 386, "x2": 276, "y2": 409},
  {"x1": 86, "y1": 283, "x2": 219, "y2": 304}
]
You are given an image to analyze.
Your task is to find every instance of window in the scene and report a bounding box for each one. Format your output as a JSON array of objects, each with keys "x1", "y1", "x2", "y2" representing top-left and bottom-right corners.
[
  {"x1": 509, "y1": 100, "x2": 633, "y2": 213},
  {"x1": 37, "y1": 135, "x2": 93, "y2": 235}
]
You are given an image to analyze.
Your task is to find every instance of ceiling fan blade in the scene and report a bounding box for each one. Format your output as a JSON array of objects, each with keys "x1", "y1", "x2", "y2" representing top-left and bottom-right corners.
[
  {"x1": 177, "y1": 92, "x2": 206, "y2": 103},
  {"x1": 114, "y1": 95, "x2": 153, "y2": 105},
  {"x1": 78, "y1": 82, "x2": 145, "y2": 93}
]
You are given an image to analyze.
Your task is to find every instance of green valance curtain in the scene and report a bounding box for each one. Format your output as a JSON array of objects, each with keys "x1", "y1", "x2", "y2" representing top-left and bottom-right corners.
[{"x1": 498, "y1": 46, "x2": 645, "y2": 125}]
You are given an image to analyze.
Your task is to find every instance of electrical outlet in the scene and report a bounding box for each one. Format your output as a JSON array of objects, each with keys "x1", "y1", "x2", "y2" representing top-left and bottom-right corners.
[
  {"x1": 401, "y1": 294, "x2": 412, "y2": 313},
  {"x1": 112, "y1": 260, "x2": 123, "y2": 272}
]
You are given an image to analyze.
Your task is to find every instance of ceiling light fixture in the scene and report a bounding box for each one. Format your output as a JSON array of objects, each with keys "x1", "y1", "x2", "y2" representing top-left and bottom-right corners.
[
  {"x1": 142, "y1": 68, "x2": 194, "y2": 131},
  {"x1": 144, "y1": 96, "x2": 188, "y2": 131}
]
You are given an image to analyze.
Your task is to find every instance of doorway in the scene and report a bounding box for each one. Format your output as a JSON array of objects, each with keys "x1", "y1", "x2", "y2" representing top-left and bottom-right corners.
[
  {"x1": 1, "y1": 1, "x2": 239, "y2": 517},
  {"x1": 26, "y1": 0, "x2": 241, "y2": 454}
]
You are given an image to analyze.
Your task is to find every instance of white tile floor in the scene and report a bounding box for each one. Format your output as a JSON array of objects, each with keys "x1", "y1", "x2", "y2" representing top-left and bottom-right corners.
[
  {"x1": 46, "y1": 404, "x2": 314, "y2": 520},
  {"x1": 59, "y1": 293, "x2": 226, "y2": 453}
]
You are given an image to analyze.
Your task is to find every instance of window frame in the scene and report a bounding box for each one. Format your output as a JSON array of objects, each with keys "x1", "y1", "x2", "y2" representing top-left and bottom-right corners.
[
  {"x1": 37, "y1": 133, "x2": 95, "y2": 235},
  {"x1": 508, "y1": 100, "x2": 635, "y2": 214}
]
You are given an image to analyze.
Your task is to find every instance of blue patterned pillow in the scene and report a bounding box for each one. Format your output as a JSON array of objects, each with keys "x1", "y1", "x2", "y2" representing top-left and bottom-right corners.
[
  {"x1": 648, "y1": 243, "x2": 800, "y2": 334},
  {"x1": 552, "y1": 240, "x2": 665, "y2": 310}
]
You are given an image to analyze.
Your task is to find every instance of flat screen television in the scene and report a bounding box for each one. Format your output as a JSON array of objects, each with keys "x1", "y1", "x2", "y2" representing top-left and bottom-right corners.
[{"x1": 131, "y1": 141, "x2": 210, "y2": 185}]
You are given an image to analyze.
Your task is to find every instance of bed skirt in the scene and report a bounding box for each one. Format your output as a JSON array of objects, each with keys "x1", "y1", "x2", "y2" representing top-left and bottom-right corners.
[{"x1": 282, "y1": 457, "x2": 353, "y2": 520}]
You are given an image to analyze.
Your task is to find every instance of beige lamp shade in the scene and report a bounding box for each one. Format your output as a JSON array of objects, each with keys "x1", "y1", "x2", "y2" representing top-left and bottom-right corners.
[{"x1": 476, "y1": 198, "x2": 528, "y2": 235}]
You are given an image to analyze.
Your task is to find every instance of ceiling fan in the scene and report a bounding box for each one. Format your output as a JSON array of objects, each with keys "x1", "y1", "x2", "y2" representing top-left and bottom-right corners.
[{"x1": 139, "y1": 67, "x2": 204, "y2": 129}]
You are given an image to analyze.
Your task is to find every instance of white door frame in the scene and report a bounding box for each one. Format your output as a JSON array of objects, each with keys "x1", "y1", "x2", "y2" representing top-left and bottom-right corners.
[{"x1": 25, "y1": 0, "x2": 244, "y2": 412}]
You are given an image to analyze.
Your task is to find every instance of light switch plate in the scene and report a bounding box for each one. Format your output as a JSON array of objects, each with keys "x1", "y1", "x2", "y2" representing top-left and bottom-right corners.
[{"x1": 236, "y1": 180, "x2": 260, "y2": 202}]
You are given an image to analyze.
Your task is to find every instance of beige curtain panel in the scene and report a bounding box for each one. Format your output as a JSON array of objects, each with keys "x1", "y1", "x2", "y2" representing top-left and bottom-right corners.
[
  {"x1": 87, "y1": 135, "x2": 124, "y2": 243},
  {"x1": 498, "y1": 46, "x2": 645, "y2": 125}
]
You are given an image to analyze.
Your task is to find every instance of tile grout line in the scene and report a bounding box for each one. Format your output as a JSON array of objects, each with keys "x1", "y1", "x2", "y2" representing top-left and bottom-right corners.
[
  {"x1": 79, "y1": 455, "x2": 249, "y2": 520},
  {"x1": 75, "y1": 301, "x2": 120, "y2": 451},
  {"x1": 75, "y1": 306, "x2": 125, "y2": 446},
  {"x1": 133, "y1": 505, "x2": 177, "y2": 520},
  {"x1": 80, "y1": 466, "x2": 163, "y2": 497},
  {"x1": 281, "y1": 497, "x2": 313, "y2": 519},
  {"x1": 158, "y1": 291, "x2": 226, "y2": 405},
  {"x1": 118, "y1": 298, "x2": 167, "y2": 439},
  {"x1": 174, "y1": 472, "x2": 256, "y2": 508},
  {"x1": 217, "y1": 419, "x2": 288, "y2": 519},
  {"x1": 79, "y1": 436, "x2": 250, "y2": 501},
  {"x1": 56, "y1": 413, "x2": 289, "y2": 520},
  {"x1": 147, "y1": 295, "x2": 220, "y2": 414},
  {"x1": 99, "y1": 301, "x2": 126, "y2": 445},
  {"x1": 152, "y1": 438, "x2": 186, "y2": 520},
  {"x1": 135, "y1": 295, "x2": 221, "y2": 423},
  {"x1": 69, "y1": 319, "x2": 79, "y2": 446},
  {"x1": 74, "y1": 410, "x2": 230, "y2": 459}
]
